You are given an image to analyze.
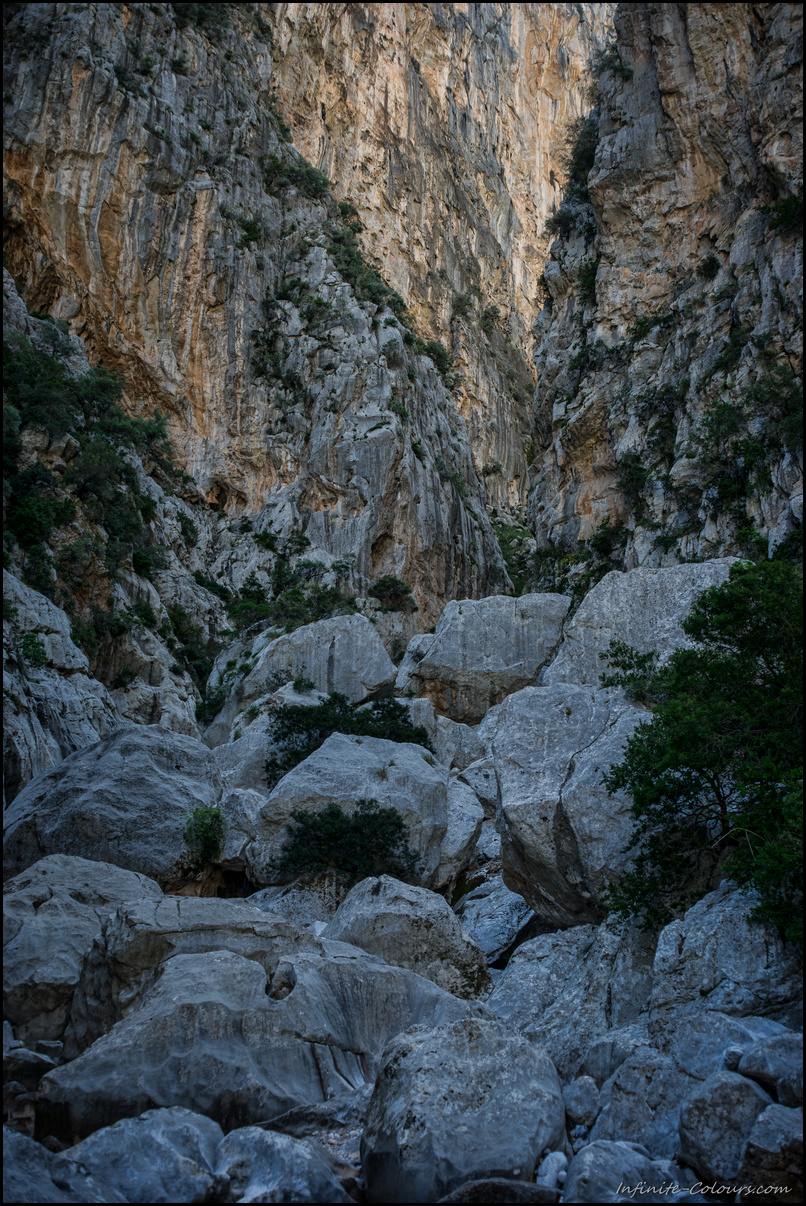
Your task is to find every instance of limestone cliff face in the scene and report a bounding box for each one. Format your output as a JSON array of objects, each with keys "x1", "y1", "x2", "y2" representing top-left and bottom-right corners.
[
  {"x1": 529, "y1": 2, "x2": 803, "y2": 569},
  {"x1": 3, "y1": 2, "x2": 516, "y2": 619},
  {"x1": 271, "y1": 2, "x2": 612, "y2": 507}
]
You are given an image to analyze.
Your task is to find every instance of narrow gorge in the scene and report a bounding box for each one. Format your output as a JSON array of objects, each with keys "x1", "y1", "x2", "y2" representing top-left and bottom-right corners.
[{"x1": 3, "y1": 3, "x2": 803, "y2": 1203}]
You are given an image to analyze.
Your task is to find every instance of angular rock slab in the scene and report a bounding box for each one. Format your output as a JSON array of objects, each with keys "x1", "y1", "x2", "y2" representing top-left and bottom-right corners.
[
  {"x1": 3, "y1": 570, "x2": 122, "y2": 801},
  {"x1": 588, "y1": 1046, "x2": 697, "y2": 1161},
  {"x1": 456, "y1": 876, "x2": 534, "y2": 962},
  {"x1": 678, "y1": 1070, "x2": 773, "y2": 1181},
  {"x1": 63, "y1": 1107, "x2": 226, "y2": 1204},
  {"x1": 3, "y1": 855, "x2": 163, "y2": 1045},
  {"x1": 41, "y1": 943, "x2": 486, "y2": 1138},
  {"x1": 361, "y1": 1016, "x2": 564, "y2": 1203},
  {"x1": 322, "y1": 875, "x2": 490, "y2": 998},
  {"x1": 434, "y1": 777, "x2": 485, "y2": 890},
  {"x1": 205, "y1": 614, "x2": 396, "y2": 744},
  {"x1": 488, "y1": 684, "x2": 645, "y2": 926},
  {"x1": 63, "y1": 894, "x2": 322, "y2": 1057},
  {"x1": 736, "y1": 1103, "x2": 804, "y2": 1196},
  {"x1": 3, "y1": 726, "x2": 223, "y2": 884},
  {"x1": 543, "y1": 560, "x2": 736, "y2": 687},
  {"x1": 215, "y1": 1126, "x2": 351, "y2": 1203},
  {"x1": 488, "y1": 917, "x2": 655, "y2": 1083},
  {"x1": 3, "y1": 1126, "x2": 127, "y2": 1203},
  {"x1": 561, "y1": 1140, "x2": 674, "y2": 1204},
  {"x1": 649, "y1": 883, "x2": 803, "y2": 1038},
  {"x1": 258, "y1": 732, "x2": 449, "y2": 887},
  {"x1": 411, "y1": 592, "x2": 570, "y2": 723}
]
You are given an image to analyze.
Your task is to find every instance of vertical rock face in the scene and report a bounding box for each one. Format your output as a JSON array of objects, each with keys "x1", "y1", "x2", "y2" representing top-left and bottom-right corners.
[
  {"x1": 3, "y1": 2, "x2": 512, "y2": 621},
  {"x1": 271, "y1": 2, "x2": 613, "y2": 507},
  {"x1": 530, "y1": 2, "x2": 802, "y2": 566}
]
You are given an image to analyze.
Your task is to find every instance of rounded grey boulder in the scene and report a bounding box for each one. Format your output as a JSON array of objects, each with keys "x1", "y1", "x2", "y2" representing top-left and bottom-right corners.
[
  {"x1": 322, "y1": 875, "x2": 491, "y2": 998},
  {"x1": 361, "y1": 1016, "x2": 564, "y2": 1203}
]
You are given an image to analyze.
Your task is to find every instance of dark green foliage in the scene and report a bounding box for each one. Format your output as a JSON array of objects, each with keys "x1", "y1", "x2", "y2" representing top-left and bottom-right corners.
[
  {"x1": 251, "y1": 531, "x2": 278, "y2": 554},
  {"x1": 261, "y1": 153, "x2": 330, "y2": 200},
  {"x1": 265, "y1": 693, "x2": 433, "y2": 787},
  {"x1": 698, "y1": 253, "x2": 721, "y2": 280},
  {"x1": 19, "y1": 632, "x2": 47, "y2": 668},
  {"x1": 170, "y1": 56, "x2": 189, "y2": 75},
  {"x1": 235, "y1": 215, "x2": 264, "y2": 248},
  {"x1": 22, "y1": 544, "x2": 56, "y2": 598},
  {"x1": 628, "y1": 312, "x2": 676, "y2": 344},
  {"x1": 269, "y1": 799, "x2": 419, "y2": 883},
  {"x1": 324, "y1": 223, "x2": 407, "y2": 315},
  {"x1": 585, "y1": 516, "x2": 628, "y2": 559},
  {"x1": 545, "y1": 207, "x2": 578, "y2": 240},
  {"x1": 132, "y1": 544, "x2": 168, "y2": 580},
  {"x1": 193, "y1": 570, "x2": 231, "y2": 601},
  {"x1": 178, "y1": 512, "x2": 199, "y2": 546},
  {"x1": 579, "y1": 258, "x2": 599, "y2": 304},
  {"x1": 593, "y1": 44, "x2": 633, "y2": 79},
  {"x1": 616, "y1": 451, "x2": 649, "y2": 517},
  {"x1": 369, "y1": 575, "x2": 416, "y2": 612},
  {"x1": 603, "y1": 560, "x2": 803, "y2": 942},
  {"x1": 599, "y1": 639, "x2": 660, "y2": 702},
  {"x1": 480, "y1": 305, "x2": 501, "y2": 334},
  {"x1": 3, "y1": 333, "x2": 171, "y2": 583},
  {"x1": 172, "y1": 3, "x2": 235, "y2": 36},
  {"x1": 772, "y1": 525, "x2": 803, "y2": 565},
  {"x1": 292, "y1": 676, "x2": 315, "y2": 693},
  {"x1": 132, "y1": 599, "x2": 158, "y2": 628},
  {"x1": 225, "y1": 559, "x2": 356, "y2": 634},
  {"x1": 491, "y1": 521, "x2": 534, "y2": 596},
  {"x1": 111, "y1": 666, "x2": 138, "y2": 689},
  {"x1": 420, "y1": 339, "x2": 451, "y2": 376},
  {"x1": 164, "y1": 604, "x2": 218, "y2": 691},
  {"x1": 710, "y1": 323, "x2": 747, "y2": 375},
  {"x1": 759, "y1": 185, "x2": 803, "y2": 233},
  {"x1": 452, "y1": 293, "x2": 473, "y2": 319},
  {"x1": 183, "y1": 804, "x2": 225, "y2": 869},
  {"x1": 564, "y1": 114, "x2": 599, "y2": 201}
]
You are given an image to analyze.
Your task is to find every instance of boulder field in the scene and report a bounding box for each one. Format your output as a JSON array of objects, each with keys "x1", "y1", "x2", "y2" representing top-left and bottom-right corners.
[{"x1": 4, "y1": 561, "x2": 802, "y2": 1203}]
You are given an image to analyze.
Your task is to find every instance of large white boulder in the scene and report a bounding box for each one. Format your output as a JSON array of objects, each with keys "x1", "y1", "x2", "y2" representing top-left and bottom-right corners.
[
  {"x1": 456, "y1": 877, "x2": 535, "y2": 962},
  {"x1": 40, "y1": 942, "x2": 486, "y2": 1137},
  {"x1": 256, "y1": 732, "x2": 449, "y2": 888},
  {"x1": 543, "y1": 559, "x2": 736, "y2": 687},
  {"x1": 361, "y1": 1016, "x2": 564, "y2": 1203},
  {"x1": 63, "y1": 894, "x2": 321, "y2": 1057},
  {"x1": 205, "y1": 614, "x2": 396, "y2": 744},
  {"x1": 3, "y1": 855, "x2": 163, "y2": 1045},
  {"x1": 322, "y1": 876, "x2": 491, "y2": 998},
  {"x1": 488, "y1": 683, "x2": 645, "y2": 926},
  {"x1": 410, "y1": 592, "x2": 570, "y2": 722},
  {"x1": 3, "y1": 726, "x2": 223, "y2": 884}
]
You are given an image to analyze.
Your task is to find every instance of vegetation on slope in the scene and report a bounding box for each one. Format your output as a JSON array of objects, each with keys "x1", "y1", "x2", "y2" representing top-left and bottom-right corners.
[{"x1": 601, "y1": 559, "x2": 803, "y2": 942}]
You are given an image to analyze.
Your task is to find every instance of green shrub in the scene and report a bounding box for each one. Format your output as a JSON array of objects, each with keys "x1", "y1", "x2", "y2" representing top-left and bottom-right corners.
[
  {"x1": 421, "y1": 339, "x2": 451, "y2": 376},
  {"x1": 132, "y1": 545, "x2": 168, "y2": 579},
  {"x1": 564, "y1": 113, "x2": 599, "y2": 201},
  {"x1": 603, "y1": 560, "x2": 803, "y2": 941},
  {"x1": 579, "y1": 258, "x2": 599, "y2": 304},
  {"x1": 261, "y1": 153, "x2": 330, "y2": 200},
  {"x1": 265, "y1": 693, "x2": 432, "y2": 786},
  {"x1": 452, "y1": 293, "x2": 473, "y2": 319},
  {"x1": 369, "y1": 574, "x2": 416, "y2": 612},
  {"x1": 132, "y1": 599, "x2": 158, "y2": 628},
  {"x1": 616, "y1": 451, "x2": 649, "y2": 517},
  {"x1": 593, "y1": 44, "x2": 633, "y2": 79},
  {"x1": 269, "y1": 798, "x2": 419, "y2": 883},
  {"x1": 165, "y1": 604, "x2": 218, "y2": 688},
  {"x1": 20, "y1": 631, "x2": 47, "y2": 667},
  {"x1": 479, "y1": 305, "x2": 501, "y2": 334},
  {"x1": 178, "y1": 512, "x2": 198, "y2": 546},
  {"x1": 253, "y1": 530, "x2": 278, "y2": 551},
  {"x1": 292, "y1": 676, "x2": 315, "y2": 693},
  {"x1": 183, "y1": 804, "x2": 225, "y2": 869},
  {"x1": 111, "y1": 665, "x2": 137, "y2": 689},
  {"x1": 698, "y1": 253, "x2": 721, "y2": 280},
  {"x1": 193, "y1": 570, "x2": 232, "y2": 601},
  {"x1": 545, "y1": 207, "x2": 578, "y2": 240},
  {"x1": 759, "y1": 185, "x2": 803, "y2": 233}
]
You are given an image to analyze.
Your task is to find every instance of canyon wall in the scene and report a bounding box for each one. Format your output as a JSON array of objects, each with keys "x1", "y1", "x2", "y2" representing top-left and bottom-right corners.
[
  {"x1": 270, "y1": 1, "x2": 612, "y2": 507},
  {"x1": 529, "y1": 1, "x2": 803, "y2": 573}
]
